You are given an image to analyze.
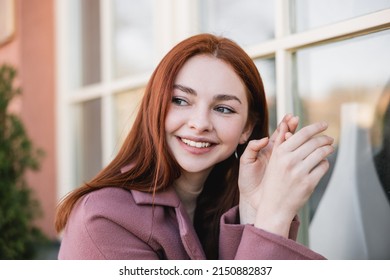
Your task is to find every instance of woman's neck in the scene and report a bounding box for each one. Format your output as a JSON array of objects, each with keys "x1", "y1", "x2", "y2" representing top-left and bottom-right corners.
[{"x1": 173, "y1": 170, "x2": 210, "y2": 223}]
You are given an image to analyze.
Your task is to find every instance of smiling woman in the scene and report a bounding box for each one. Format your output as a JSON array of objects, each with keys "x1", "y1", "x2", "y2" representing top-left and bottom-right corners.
[{"x1": 55, "y1": 33, "x2": 334, "y2": 260}]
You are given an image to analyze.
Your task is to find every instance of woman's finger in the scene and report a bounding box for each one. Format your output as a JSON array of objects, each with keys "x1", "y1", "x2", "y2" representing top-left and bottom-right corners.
[
  {"x1": 274, "y1": 122, "x2": 289, "y2": 148},
  {"x1": 300, "y1": 145, "x2": 334, "y2": 175},
  {"x1": 269, "y1": 114, "x2": 293, "y2": 142},
  {"x1": 307, "y1": 159, "x2": 331, "y2": 187},
  {"x1": 293, "y1": 135, "x2": 334, "y2": 160},
  {"x1": 240, "y1": 137, "x2": 269, "y2": 164},
  {"x1": 286, "y1": 116, "x2": 299, "y2": 135},
  {"x1": 285, "y1": 132, "x2": 293, "y2": 140},
  {"x1": 283, "y1": 121, "x2": 328, "y2": 151}
]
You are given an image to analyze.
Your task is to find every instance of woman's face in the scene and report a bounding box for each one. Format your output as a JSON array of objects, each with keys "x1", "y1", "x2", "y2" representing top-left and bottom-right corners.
[{"x1": 165, "y1": 54, "x2": 253, "y2": 178}]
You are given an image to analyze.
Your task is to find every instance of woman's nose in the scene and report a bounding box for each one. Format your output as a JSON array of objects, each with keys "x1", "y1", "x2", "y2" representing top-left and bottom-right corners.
[{"x1": 188, "y1": 108, "x2": 213, "y2": 132}]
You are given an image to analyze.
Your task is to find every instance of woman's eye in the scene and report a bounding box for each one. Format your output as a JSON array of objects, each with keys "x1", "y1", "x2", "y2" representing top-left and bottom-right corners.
[
  {"x1": 172, "y1": 97, "x2": 188, "y2": 106},
  {"x1": 215, "y1": 106, "x2": 235, "y2": 114}
]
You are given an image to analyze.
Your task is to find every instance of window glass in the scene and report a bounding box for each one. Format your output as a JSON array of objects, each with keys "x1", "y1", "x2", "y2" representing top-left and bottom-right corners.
[
  {"x1": 73, "y1": 99, "x2": 102, "y2": 186},
  {"x1": 112, "y1": 0, "x2": 154, "y2": 78},
  {"x1": 374, "y1": 83, "x2": 390, "y2": 201},
  {"x1": 69, "y1": 0, "x2": 101, "y2": 88},
  {"x1": 113, "y1": 88, "x2": 144, "y2": 150},
  {"x1": 254, "y1": 58, "x2": 277, "y2": 134},
  {"x1": 199, "y1": 0, "x2": 275, "y2": 46},
  {"x1": 294, "y1": 30, "x2": 390, "y2": 219},
  {"x1": 292, "y1": 0, "x2": 390, "y2": 33}
]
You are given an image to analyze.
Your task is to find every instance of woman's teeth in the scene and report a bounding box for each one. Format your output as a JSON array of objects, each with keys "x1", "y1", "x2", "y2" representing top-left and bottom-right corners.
[{"x1": 181, "y1": 138, "x2": 211, "y2": 148}]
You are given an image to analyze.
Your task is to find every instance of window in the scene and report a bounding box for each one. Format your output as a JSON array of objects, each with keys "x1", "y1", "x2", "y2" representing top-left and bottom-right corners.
[
  {"x1": 254, "y1": 58, "x2": 277, "y2": 133},
  {"x1": 73, "y1": 99, "x2": 102, "y2": 185},
  {"x1": 112, "y1": 0, "x2": 154, "y2": 78},
  {"x1": 294, "y1": 30, "x2": 390, "y2": 219},
  {"x1": 113, "y1": 87, "x2": 144, "y2": 149},
  {"x1": 199, "y1": 0, "x2": 275, "y2": 46},
  {"x1": 292, "y1": 0, "x2": 390, "y2": 32},
  {"x1": 56, "y1": 0, "x2": 155, "y2": 195},
  {"x1": 68, "y1": 0, "x2": 101, "y2": 88}
]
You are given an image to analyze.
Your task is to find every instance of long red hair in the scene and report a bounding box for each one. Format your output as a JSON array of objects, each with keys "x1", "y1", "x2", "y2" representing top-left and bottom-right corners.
[{"x1": 55, "y1": 33, "x2": 268, "y2": 259}]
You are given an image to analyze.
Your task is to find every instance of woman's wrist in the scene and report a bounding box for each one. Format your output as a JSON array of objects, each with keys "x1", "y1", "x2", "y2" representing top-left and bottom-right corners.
[
  {"x1": 238, "y1": 198, "x2": 257, "y2": 225},
  {"x1": 253, "y1": 210, "x2": 294, "y2": 238}
]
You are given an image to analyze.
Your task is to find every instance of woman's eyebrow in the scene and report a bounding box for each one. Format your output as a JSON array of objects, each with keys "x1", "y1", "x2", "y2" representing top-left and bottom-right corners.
[
  {"x1": 173, "y1": 84, "x2": 196, "y2": 95},
  {"x1": 213, "y1": 94, "x2": 242, "y2": 104},
  {"x1": 173, "y1": 84, "x2": 242, "y2": 104}
]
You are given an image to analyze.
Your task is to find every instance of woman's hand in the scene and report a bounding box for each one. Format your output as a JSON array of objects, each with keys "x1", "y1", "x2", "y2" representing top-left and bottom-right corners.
[
  {"x1": 238, "y1": 114, "x2": 299, "y2": 225},
  {"x1": 252, "y1": 114, "x2": 300, "y2": 180},
  {"x1": 238, "y1": 120, "x2": 334, "y2": 238}
]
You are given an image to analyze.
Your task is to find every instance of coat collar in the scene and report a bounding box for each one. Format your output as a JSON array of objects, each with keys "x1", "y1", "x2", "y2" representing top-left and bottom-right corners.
[
  {"x1": 121, "y1": 163, "x2": 180, "y2": 207},
  {"x1": 130, "y1": 187, "x2": 180, "y2": 208},
  {"x1": 130, "y1": 188, "x2": 206, "y2": 259},
  {"x1": 121, "y1": 164, "x2": 206, "y2": 259}
]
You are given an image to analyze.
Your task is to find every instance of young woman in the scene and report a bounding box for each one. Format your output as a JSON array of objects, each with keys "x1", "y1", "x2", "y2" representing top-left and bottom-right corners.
[{"x1": 55, "y1": 33, "x2": 334, "y2": 260}]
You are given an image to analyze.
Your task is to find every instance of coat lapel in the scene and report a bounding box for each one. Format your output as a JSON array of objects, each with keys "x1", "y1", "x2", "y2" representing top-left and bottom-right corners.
[
  {"x1": 175, "y1": 201, "x2": 206, "y2": 259},
  {"x1": 131, "y1": 188, "x2": 206, "y2": 259}
]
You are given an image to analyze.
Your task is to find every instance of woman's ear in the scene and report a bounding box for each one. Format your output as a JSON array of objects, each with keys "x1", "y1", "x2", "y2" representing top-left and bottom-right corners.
[{"x1": 239, "y1": 122, "x2": 254, "y2": 144}]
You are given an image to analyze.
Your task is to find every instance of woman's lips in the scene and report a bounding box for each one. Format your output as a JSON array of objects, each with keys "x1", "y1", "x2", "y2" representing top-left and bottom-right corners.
[{"x1": 176, "y1": 136, "x2": 216, "y2": 155}]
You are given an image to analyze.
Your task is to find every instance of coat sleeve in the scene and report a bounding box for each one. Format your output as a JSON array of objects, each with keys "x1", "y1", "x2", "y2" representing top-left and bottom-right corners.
[
  {"x1": 218, "y1": 206, "x2": 326, "y2": 260},
  {"x1": 58, "y1": 190, "x2": 160, "y2": 260}
]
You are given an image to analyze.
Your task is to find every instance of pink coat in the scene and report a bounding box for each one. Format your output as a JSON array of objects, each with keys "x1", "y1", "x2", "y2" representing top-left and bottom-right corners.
[{"x1": 58, "y1": 187, "x2": 325, "y2": 260}]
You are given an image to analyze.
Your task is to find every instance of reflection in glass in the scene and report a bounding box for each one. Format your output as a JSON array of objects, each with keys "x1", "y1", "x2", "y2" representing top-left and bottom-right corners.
[
  {"x1": 373, "y1": 82, "x2": 390, "y2": 202},
  {"x1": 112, "y1": 0, "x2": 154, "y2": 78},
  {"x1": 199, "y1": 0, "x2": 274, "y2": 46},
  {"x1": 113, "y1": 88, "x2": 144, "y2": 150},
  {"x1": 294, "y1": 30, "x2": 390, "y2": 219},
  {"x1": 292, "y1": 0, "x2": 390, "y2": 33},
  {"x1": 309, "y1": 102, "x2": 390, "y2": 259},
  {"x1": 254, "y1": 58, "x2": 276, "y2": 134},
  {"x1": 73, "y1": 99, "x2": 102, "y2": 186},
  {"x1": 69, "y1": 0, "x2": 101, "y2": 88}
]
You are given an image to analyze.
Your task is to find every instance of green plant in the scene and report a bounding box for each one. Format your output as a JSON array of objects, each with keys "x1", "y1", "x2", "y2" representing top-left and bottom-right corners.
[{"x1": 0, "y1": 64, "x2": 47, "y2": 259}]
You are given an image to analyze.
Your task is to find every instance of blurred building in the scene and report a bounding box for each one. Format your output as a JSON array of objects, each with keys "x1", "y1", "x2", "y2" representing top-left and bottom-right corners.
[{"x1": 0, "y1": 0, "x2": 389, "y2": 259}]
